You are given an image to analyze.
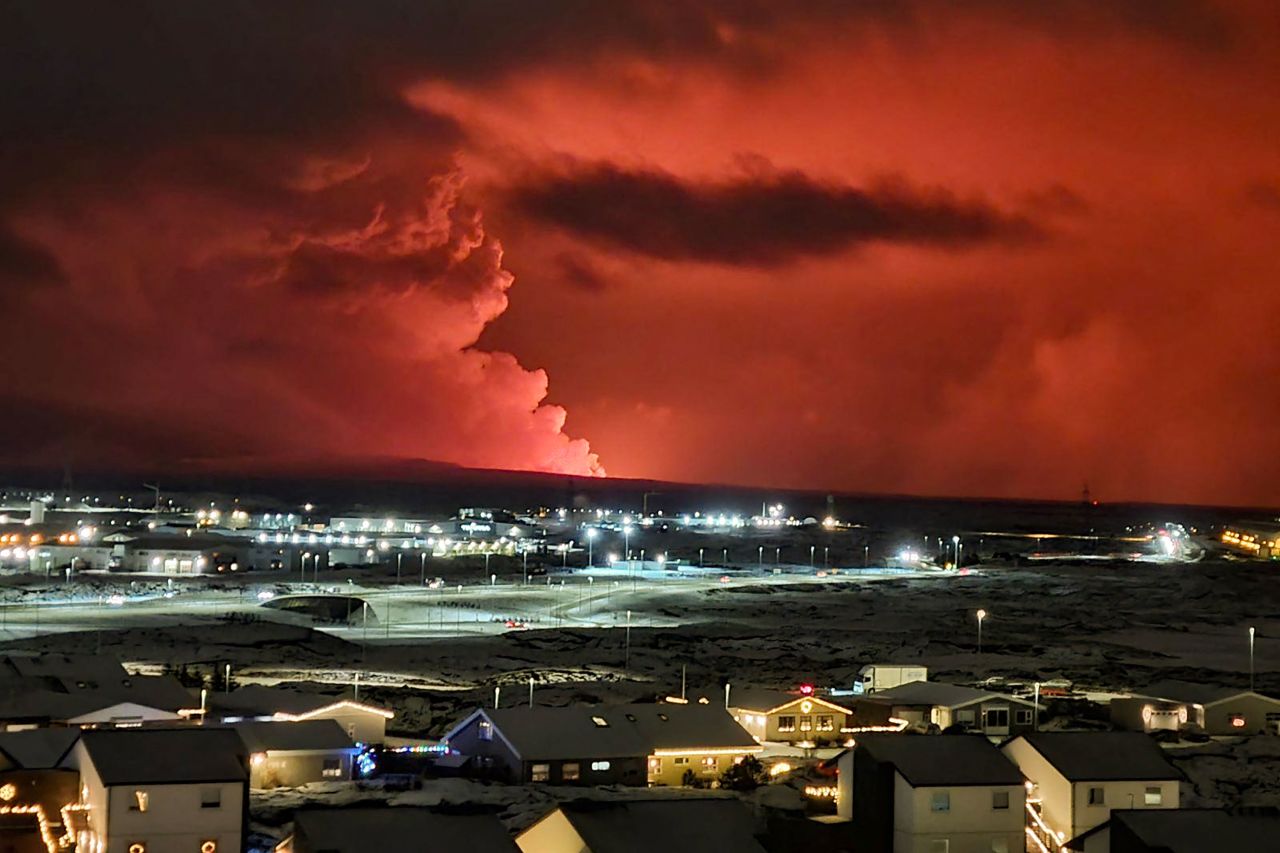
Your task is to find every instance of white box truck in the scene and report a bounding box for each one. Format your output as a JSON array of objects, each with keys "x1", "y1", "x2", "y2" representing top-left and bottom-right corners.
[{"x1": 854, "y1": 664, "x2": 928, "y2": 694}]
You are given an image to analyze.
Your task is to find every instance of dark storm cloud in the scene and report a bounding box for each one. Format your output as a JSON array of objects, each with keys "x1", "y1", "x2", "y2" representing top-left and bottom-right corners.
[{"x1": 511, "y1": 164, "x2": 1042, "y2": 265}]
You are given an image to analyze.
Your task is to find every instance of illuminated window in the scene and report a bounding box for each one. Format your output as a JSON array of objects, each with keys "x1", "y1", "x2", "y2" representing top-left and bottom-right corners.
[
  {"x1": 648, "y1": 757, "x2": 661, "y2": 773},
  {"x1": 591, "y1": 761, "x2": 611, "y2": 771},
  {"x1": 673, "y1": 757, "x2": 689, "y2": 766},
  {"x1": 1229, "y1": 714, "x2": 1247, "y2": 728},
  {"x1": 592, "y1": 716, "x2": 610, "y2": 727},
  {"x1": 1088, "y1": 787, "x2": 1105, "y2": 806},
  {"x1": 799, "y1": 716, "x2": 813, "y2": 732},
  {"x1": 478, "y1": 721, "x2": 493, "y2": 741},
  {"x1": 322, "y1": 758, "x2": 343, "y2": 779},
  {"x1": 200, "y1": 787, "x2": 221, "y2": 808},
  {"x1": 1144, "y1": 786, "x2": 1162, "y2": 806},
  {"x1": 992, "y1": 790, "x2": 1009, "y2": 810},
  {"x1": 956, "y1": 709, "x2": 975, "y2": 725},
  {"x1": 131, "y1": 790, "x2": 148, "y2": 812},
  {"x1": 816, "y1": 715, "x2": 834, "y2": 732},
  {"x1": 778, "y1": 716, "x2": 796, "y2": 733},
  {"x1": 701, "y1": 756, "x2": 717, "y2": 771},
  {"x1": 531, "y1": 764, "x2": 550, "y2": 782},
  {"x1": 931, "y1": 791, "x2": 950, "y2": 812},
  {"x1": 563, "y1": 763, "x2": 580, "y2": 781}
]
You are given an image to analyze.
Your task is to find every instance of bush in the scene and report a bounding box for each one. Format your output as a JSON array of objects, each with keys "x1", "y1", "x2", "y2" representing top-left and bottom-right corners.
[{"x1": 719, "y1": 755, "x2": 768, "y2": 791}]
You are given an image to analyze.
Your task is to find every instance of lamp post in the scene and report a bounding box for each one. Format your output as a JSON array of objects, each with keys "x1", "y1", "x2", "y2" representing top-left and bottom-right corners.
[
  {"x1": 420, "y1": 552, "x2": 427, "y2": 586},
  {"x1": 952, "y1": 535, "x2": 960, "y2": 569},
  {"x1": 624, "y1": 609, "x2": 632, "y2": 673},
  {"x1": 586, "y1": 527, "x2": 597, "y2": 568},
  {"x1": 864, "y1": 544, "x2": 869, "y2": 566},
  {"x1": 976, "y1": 609, "x2": 987, "y2": 654},
  {"x1": 313, "y1": 552, "x2": 322, "y2": 582},
  {"x1": 301, "y1": 553, "x2": 310, "y2": 583},
  {"x1": 623, "y1": 525, "x2": 633, "y2": 563},
  {"x1": 810, "y1": 545, "x2": 815, "y2": 568},
  {"x1": 699, "y1": 548, "x2": 704, "y2": 567},
  {"x1": 396, "y1": 552, "x2": 402, "y2": 585},
  {"x1": 758, "y1": 546, "x2": 763, "y2": 570},
  {"x1": 1250, "y1": 626, "x2": 1256, "y2": 692},
  {"x1": 823, "y1": 546, "x2": 829, "y2": 569}
]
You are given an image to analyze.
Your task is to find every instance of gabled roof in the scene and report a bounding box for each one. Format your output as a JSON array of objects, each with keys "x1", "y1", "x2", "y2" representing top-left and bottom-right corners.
[
  {"x1": 292, "y1": 807, "x2": 518, "y2": 853},
  {"x1": 856, "y1": 733, "x2": 1024, "y2": 787},
  {"x1": 1008, "y1": 732, "x2": 1180, "y2": 782},
  {"x1": 1141, "y1": 680, "x2": 1277, "y2": 707},
  {"x1": 447, "y1": 704, "x2": 758, "y2": 762},
  {"x1": 0, "y1": 728, "x2": 81, "y2": 769},
  {"x1": 867, "y1": 680, "x2": 1033, "y2": 709},
  {"x1": 77, "y1": 728, "x2": 248, "y2": 785},
  {"x1": 230, "y1": 719, "x2": 355, "y2": 753},
  {"x1": 1066, "y1": 809, "x2": 1280, "y2": 852},
  {"x1": 543, "y1": 799, "x2": 767, "y2": 853},
  {"x1": 724, "y1": 687, "x2": 851, "y2": 715}
]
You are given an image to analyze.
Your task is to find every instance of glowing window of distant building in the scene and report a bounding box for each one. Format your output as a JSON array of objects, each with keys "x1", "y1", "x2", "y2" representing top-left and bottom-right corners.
[
  {"x1": 478, "y1": 721, "x2": 493, "y2": 741},
  {"x1": 531, "y1": 764, "x2": 550, "y2": 782},
  {"x1": 799, "y1": 716, "x2": 813, "y2": 731},
  {"x1": 1144, "y1": 786, "x2": 1163, "y2": 806},
  {"x1": 562, "y1": 763, "x2": 580, "y2": 781},
  {"x1": 702, "y1": 756, "x2": 717, "y2": 770},
  {"x1": 816, "y1": 715, "x2": 834, "y2": 732},
  {"x1": 592, "y1": 761, "x2": 611, "y2": 771},
  {"x1": 592, "y1": 716, "x2": 609, "y2": 727},
  {"x1": 778, "y1": 716, "x2": 796, "y2": 732}
]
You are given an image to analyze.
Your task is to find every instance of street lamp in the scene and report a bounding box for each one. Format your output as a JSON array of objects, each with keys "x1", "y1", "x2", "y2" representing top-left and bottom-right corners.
[
  {"x1": 623, "y1": 525, "x2": 633, "y2": 562},
  {"x1": 758, "y1": 546, "x2": 763, "y2": 570},
  {"x1": 396, "y1": 552, "x2": 402, "y2": 585},
  {"x1": 810, "y1": 545, "x2": 815, "y2": 568},
  {"x1": 952, "y1": 535, "x2": 961, "y2": 569},
  {"x1": 699, "y1": 547, "x2": 704, "y2": 567},
  {"x1": 976, "y1": 609, "x2": 987, "y2": 654},
  {"x1": 586, "y1": 527, "x2": 597, "y2": 567},
  {"x1": 420, "y1": 552, "x2": 427, "y2": 586},
  {"x1": 1250, "y1": 626, "x2": 1256, "y2": 692},
  {"x1": 301, "y1": 552, "x2": 311, "y2": 583}
]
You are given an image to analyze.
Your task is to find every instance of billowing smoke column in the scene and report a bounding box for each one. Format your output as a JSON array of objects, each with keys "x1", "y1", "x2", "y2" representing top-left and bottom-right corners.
[{"x1": 0, "y1": 155, "x2": 603, "y2": 477}]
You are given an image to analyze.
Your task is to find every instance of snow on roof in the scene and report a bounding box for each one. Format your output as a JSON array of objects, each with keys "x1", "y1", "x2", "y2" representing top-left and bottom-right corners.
[
  {"x1": 215, "y1": 684, "x2": 346, "y2": 716},
  {"x1": 229, "y1": 719, "x2": 354, "y2": 753},
  {"x1": 1011, "y1": 732, "x2": 1180, "y2": 782},
  {"x1": 857, "y1": 733, "x2": 1024, "y2": 788},
  {"x1": 78, "y1": 728, "x2": 248, "y2": 785},
  {"x1": 1141, "y1": 680, "x2": 1276, "y2": 707},
  {"x1": 867, "y1": 680, "x2": 1033, "y2": 709},
  {"x1": 549, "y1": 799, "x2": 767, "y2": 853},
  {"x1": 292, "y1": 807, "x2": 518, "y2": 853}
]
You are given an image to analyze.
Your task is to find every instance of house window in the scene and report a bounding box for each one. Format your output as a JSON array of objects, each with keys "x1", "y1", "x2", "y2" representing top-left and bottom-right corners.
[
  {"x1": 799, "y1": 716, "x2": 813, "y2": 731},
  {"x1": 673, "y1": 757, "x2": 689, "y2": 765},
  {"x1": 200, "y1": 787, "x2": 222, "y2": 808},
  {"x1": 1015, "y1": 709, "x2": 1033, "y2": 726},
  {"x1": 131, "y1": 790, "x2": 148, "y2": 812},
  {"x1": 816, "y1": 715, "x2": 834, "y2": 732},
  {"x1": 478, "y1": 721, "x2": 493, "y2": 741},
  {"x1": 1229, "y1": 713, "x2": 1247, "y2": 728},
  {"x1": 992, "y1": 790, "x2": 1009, "y2": 810},
  {"x1": 778, "y1": 716, "x2": 796, "y2": 732},
  {"x1": 322, "y1": 758, "x2": 343, "y2": 779},
  {"x1": 591, "y1": 761, "x2": 611, "y2": 771},
  {"x1": 983, "y1": 708, "x2": 1010, "y2": 729},
  {"x1": 531, "y1": 764, "x2": 550, "y2": 782},
  {"x1": 592, "y1": 716, "x2": 609, "y2": 727},
  {"x1": 929, "y1": 839, "x2": 949, "y2": 853},
  {"x1": 956, "y1": 709, "x2": 975, "y2": 725},
  {"x1": 648, "y1": 757, "x2": 661, "y2": 773},
  {"x1": 563, "y1": 763, "x2": 580, "y2": 781},
  {"x1": 931, "y1": 791, "x2": 950, "y2": 812},
  {"x1": 1088, "y1": 787, "x2": 1105, "y2": 806},
  {"x1": 702, "y1": 756, "x2": 718, "y2": 772},
  {"x1": 1144, "y1": 786, "x2": 1162, "y2": 806}
]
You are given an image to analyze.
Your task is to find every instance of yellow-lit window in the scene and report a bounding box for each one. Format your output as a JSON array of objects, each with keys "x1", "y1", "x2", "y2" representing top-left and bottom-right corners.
[
  {"x1": 816, "y1": 715, "x2": 834, "y2": 732},
  {"x1": 701, "y1": 756, "x2": 717, "y2": 771},
  {"x1": 563, "y1": 763, "x2": 580, "y2": 781},
  {"x1": 799, "y1": 716, "x2": 813, "y2": 731},
  {"x1": 778, "y1": 716, "x2": 796, "y2": 732},
  {"x1": 531, "y1": 764, "x2": 550, "y2": 782}
]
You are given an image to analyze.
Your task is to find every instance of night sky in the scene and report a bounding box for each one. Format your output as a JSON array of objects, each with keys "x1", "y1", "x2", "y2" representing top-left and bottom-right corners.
[{"x1": 2, "y1": 2, "x2": 1278, "y2": 505}]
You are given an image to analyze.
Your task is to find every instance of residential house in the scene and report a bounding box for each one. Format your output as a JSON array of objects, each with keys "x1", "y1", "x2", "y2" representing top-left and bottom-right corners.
[
  {"x1": 517, "y1": 799, "x2": 767, "y2": 853},
  {"x1": 1066, "y1": 808, "x2": 1280, "y2": 853},
  {"x1": 1116, "y1": 681, "x2": 1280, "y2": 736},
  {"x1": 443, "y1": 704, "x2": 760, "y2": 787},
  {"x1": 230, "y1": 720, "x2": 356, "y2": 788},
  {"x1": 64, "y1": 728, "x2": 248, "y2": 853},
  {"x1": 864, "y1": 681, "x2": 1038, "y2": 737},
  {"x1": 721, "y1": 686, "x2": 895, "y2": 745},
  {"x1": 1001, "y1": 732, "x2": 1181, "y2": 851},
  {"x1": 840, "y1": 733, "x2": 1026, "y2": 853},
  {"x1": 0, "y1": 729, "x2": 82, "y2": 853},
  {"x1": 277, "y1": 807, "x2": 519, "y2": 853},
  {"x1": 212, "y1": 685, "x2": 393, "y2": 744},
  {"x1": 0, "y1": 654, "x2": 195, "y2": 730}
]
